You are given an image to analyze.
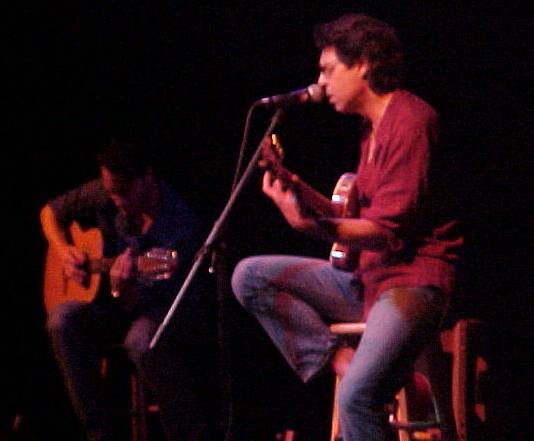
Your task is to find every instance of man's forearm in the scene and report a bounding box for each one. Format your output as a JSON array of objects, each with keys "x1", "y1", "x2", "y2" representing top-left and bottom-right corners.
[
  {"x1": 40, "y1": 204, "x2": 69, "y2": 251},
  {"x1": 316, "y1": 217, "x2": 396, "y2": 251}
]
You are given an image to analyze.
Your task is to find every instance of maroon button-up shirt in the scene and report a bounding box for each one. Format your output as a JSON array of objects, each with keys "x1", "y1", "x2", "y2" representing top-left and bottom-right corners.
[{"x1": 355, "y1": 90, "x2": 463, "y2": 317}]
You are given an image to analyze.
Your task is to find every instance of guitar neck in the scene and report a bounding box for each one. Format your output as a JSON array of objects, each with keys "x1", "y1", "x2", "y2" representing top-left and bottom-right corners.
[
  {"x1": 86, "y1": 253, "x2": 176, "y2": 276},
  {"x1": 87, "y1": 257, "x2": 115, "y2": 274},
  {"x1": 294, "y1": 178, "x2": 336, "y2": 218},
  {"x1": 262, "y1": 134, "x2": 335, "y2": 218}
]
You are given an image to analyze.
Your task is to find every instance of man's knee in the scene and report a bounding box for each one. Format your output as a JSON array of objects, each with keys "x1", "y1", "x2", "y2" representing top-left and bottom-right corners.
[
  {"x1": 123, "y1": 335, "x2": 149, "y2": 368},
  {"x1": 123, "y1": 318, "x2": 155, "y2": 368},
  {"x1": 46, "y1": 301, "x2": 86, "y2": 337},
  {"x1": 231, "y1": 257, "x2": 265, "y2": 308}
]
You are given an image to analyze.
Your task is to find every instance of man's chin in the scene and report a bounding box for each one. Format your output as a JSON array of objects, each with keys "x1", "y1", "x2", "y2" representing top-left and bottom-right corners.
[
  {"x1": 336, "y1": 102, "x2": 359, "y2": 115},
  {"x1": 334, "y1": 103, "x2": 349, "y2": 114}
]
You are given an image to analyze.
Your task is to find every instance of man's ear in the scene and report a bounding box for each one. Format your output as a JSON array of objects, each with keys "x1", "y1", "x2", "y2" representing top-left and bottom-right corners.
[{"x1": 356, "y1": 60, "x2": 370, "y2": 80}]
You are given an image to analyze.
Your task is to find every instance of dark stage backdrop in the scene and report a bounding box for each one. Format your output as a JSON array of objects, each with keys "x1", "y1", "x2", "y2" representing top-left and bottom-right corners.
[{"x1": 3, "y1": 2, "x2": 530, "y2": 440}]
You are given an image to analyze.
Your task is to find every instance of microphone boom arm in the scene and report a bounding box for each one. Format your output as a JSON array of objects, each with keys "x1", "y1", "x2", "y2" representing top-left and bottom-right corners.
[{"x1": 149, "y1": 107, "x2": 286, "y2": 349}]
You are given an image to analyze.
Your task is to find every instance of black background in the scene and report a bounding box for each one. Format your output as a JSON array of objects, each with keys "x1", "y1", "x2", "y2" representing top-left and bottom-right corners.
[{"x1": 3, "y1": 1, "x2": 531, "y2": 440}]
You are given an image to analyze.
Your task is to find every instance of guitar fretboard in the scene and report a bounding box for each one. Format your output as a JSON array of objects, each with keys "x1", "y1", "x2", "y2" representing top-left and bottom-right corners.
[{"x1": 87, "y1": 257, "x2": 115, "y2": 274}]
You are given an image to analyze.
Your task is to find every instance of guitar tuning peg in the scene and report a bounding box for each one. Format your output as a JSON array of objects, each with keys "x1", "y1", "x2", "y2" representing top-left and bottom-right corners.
[{"x1": 271, "y1": 134, "x2": 284, "y2": 159}]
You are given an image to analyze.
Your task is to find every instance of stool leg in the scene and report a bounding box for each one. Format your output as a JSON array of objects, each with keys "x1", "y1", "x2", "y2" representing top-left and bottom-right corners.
[
  {"x1": 451, "y1": 319, "x2": 488, "y2": 441},
  {"x1": 394, "y1": 387, "x2": 411, "y2": 441},
  {"x1": 330, "y1": 375, "x2": 341, "y2": 441},
  {"x1": 397, "y1": 381, "x2": 445, "y2": 440},
  {"x1": 131, "y1": 373, "x2": 148, "y2": 441},
  {"x1": 414, "y1": 340, "x2": 456, "y2": 441},
  {"x1": 331, "y1": 377, "x2": 413, "y2": 441}
]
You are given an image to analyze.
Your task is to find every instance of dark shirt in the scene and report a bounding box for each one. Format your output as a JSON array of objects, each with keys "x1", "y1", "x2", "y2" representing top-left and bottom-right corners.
[
  {"x1": 355, "y1": 90, "x2": 463, "y2": 316},
  {"x1": 49, "y1": 178, "x2": 201, "y2": 318}
]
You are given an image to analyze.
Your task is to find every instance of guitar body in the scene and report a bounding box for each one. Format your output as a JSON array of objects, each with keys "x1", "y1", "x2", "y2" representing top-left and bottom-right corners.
[
  {"x1": 43, "y1": 222, "x2": 178, "y2": 314},
  {"x1": 329, "y1": 173, "x2": 360, "y2": 271},
  {"x1": 43, "y1": 222, "x2": 104, "y2": 313}
]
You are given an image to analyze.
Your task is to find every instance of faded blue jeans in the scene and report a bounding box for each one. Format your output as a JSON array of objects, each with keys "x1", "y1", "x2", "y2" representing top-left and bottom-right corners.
[
  {"x1": 46, "y1": 300, "x2": 157, "y2": 441},
  {"x1": 231, "y1": 255, "x2": 449, "y2": 441}
]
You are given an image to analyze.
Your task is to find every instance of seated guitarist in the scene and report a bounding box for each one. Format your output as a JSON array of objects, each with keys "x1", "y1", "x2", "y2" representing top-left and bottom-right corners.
[
  {"x1": 41, "y1": 136, "x2": 214, "y2": 441},
  {"x1": 231, "y1": 14, "x2": 463, "y2": 441}
]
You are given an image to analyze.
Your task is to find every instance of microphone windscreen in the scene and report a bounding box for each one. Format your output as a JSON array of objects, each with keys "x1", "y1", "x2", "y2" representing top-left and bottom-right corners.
[{"x1": 307, "y1": 84, "x2": 325, "y2": 103}]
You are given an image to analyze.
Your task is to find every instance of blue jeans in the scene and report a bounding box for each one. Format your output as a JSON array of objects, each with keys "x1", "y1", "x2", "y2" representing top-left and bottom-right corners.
[
  {"x1": 46, "y1": 301, "x2": 157, "y2": 441},
  {"x1": 231, "y1": 255, "x2": 448, "y2": 441}
]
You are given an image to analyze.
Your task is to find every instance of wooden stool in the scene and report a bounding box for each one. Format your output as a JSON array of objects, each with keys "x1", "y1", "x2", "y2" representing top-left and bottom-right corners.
[
  {"x1": 130, "y1": 371, "x2": 160, "y2": 441},
  {"x1": 100, "y1": 346, "x2": 160, "y2": 441},
  {"x1": 438, "y1": 319, "x2": 488, "y2": 441},
  {"x1": 328, "y1": 322, "x2": 367, "y2": 441},
  {"x1": 329, "y1": 319, "x2": 488, "y2": 441}
]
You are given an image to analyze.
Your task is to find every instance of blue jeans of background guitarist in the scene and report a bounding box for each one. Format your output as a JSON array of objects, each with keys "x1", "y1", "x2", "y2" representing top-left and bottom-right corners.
[
  {"x1": 47, "y1": 300, "x2": 154, "y2": 441},
  {"x1": 47, "y1": 295, "x2": 220, "y2": 441}
]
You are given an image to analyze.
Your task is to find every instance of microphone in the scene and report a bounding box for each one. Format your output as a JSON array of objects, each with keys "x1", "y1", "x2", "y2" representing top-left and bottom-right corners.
[{"x1": 256, "y1": 84, "x2": 324, "y2": 107}]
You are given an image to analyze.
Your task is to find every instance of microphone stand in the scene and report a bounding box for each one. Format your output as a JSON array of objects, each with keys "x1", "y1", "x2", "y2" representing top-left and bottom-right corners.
[{"x1": 149, "y1": 106, "x2": 285, "y2": 349}]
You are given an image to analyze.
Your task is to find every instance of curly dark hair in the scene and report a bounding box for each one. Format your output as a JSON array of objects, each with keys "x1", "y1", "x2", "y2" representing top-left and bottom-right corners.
[{"x1": 314, "y1": 13, "x2": 404, "y2": 94}]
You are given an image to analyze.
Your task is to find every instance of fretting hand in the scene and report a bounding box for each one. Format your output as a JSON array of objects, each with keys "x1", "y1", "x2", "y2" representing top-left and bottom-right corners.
[
  {"x1": 109, "y1": 247, "x2": 139, "y2": 305},
  {"x1": 262, "y1": 170, "x2": 317, "y2": 233}
]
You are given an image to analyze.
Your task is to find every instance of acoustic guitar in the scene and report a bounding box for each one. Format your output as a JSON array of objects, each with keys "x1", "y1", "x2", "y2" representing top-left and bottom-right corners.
[
  {"x1": 260, "y1": 134, "x2": 360, "y2": 271},
  {"x1": 43, "y1": 221, "x2": 178, "y2": 313}
]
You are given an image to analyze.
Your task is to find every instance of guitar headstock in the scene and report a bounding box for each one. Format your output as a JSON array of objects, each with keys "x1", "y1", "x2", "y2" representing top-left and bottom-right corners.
[
  {"x1": 138, "y1": 248, "x2": 179, "y2": 281},
  {"x1": 257, "y1": 133, "x2": 334, "y2": 219},
  {"x1": 259, "y1": 134, "x2": 285, "y2": 171}
]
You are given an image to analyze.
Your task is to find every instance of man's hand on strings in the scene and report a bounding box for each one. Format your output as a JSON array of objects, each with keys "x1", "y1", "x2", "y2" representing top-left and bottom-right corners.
[{"x1": 59, "y1": 245, "x2": 88, "y2": 285}]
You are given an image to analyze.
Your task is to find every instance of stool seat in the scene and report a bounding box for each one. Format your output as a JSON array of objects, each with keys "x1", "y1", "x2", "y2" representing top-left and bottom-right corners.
[{"x1": 329, "y1": 322, "x2": 366, "y2": 335}]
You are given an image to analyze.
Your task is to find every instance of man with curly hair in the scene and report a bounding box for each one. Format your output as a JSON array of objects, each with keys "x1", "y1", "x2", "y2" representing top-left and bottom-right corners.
[{"x1": 232, "y1": 13, "x2": 462, "y2": 441}]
